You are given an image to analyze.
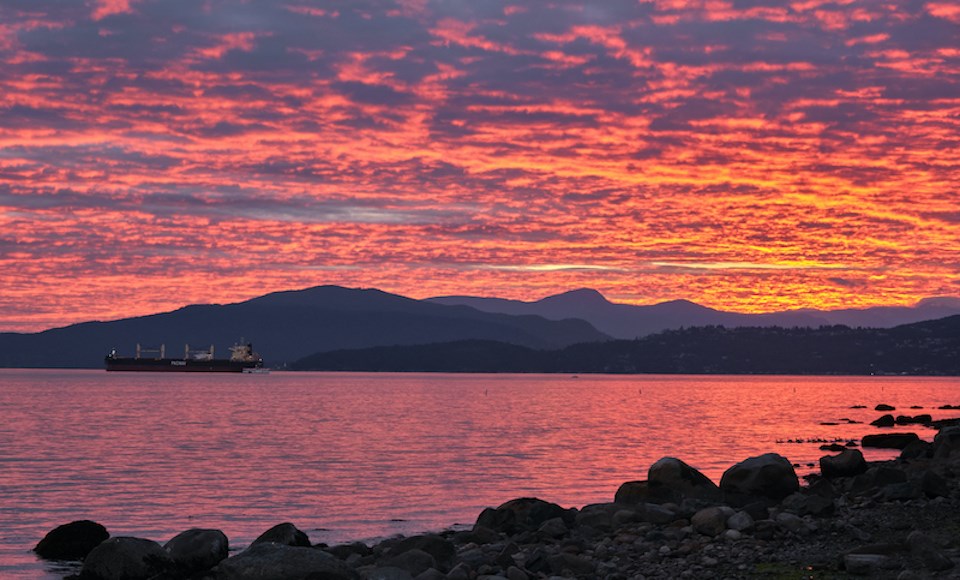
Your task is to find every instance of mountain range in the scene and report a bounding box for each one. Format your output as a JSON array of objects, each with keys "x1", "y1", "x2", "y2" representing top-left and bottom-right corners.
[
  {"x1": 1, "y1": 285, "x2": 958, "y2": 369},
  {"x1": 428, "y1": 290, "x2": 960, "y2": 339}
]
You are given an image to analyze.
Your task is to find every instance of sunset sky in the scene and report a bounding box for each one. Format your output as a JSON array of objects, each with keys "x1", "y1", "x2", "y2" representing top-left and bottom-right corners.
[{"x1": 2, "y1": 0, "x2": 959, "y2": 332}]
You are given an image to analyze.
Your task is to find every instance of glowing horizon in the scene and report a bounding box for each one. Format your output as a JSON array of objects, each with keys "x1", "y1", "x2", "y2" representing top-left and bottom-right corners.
[{"x1": 2, "y1": 1, "x2": 959, "y2": 332}]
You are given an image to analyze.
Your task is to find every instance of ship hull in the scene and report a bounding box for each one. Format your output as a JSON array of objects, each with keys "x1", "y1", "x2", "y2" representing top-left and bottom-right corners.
[{"x1": 105, "y1": 357, "x2": 260, "y2": 372}]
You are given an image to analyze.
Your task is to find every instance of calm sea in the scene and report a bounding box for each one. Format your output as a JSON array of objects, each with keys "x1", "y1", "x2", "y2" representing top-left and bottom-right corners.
[{"x1": 1, "y1": 370, "x2": 958, "y2": 578}]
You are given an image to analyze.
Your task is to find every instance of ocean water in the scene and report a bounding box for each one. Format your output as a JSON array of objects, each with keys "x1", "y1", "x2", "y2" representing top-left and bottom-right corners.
[{"x1": 1, "y1": 370, "x2": 958, "y2": 578}]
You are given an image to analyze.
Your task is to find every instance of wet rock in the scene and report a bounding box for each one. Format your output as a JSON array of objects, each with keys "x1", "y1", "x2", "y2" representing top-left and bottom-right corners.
[
  {"x1": 896, "y1": 414, "x2": 932, "y2": 425},
  {"x1": 875, "y1": 404, "x2": 896, "y2": 411},
  {"x1": 251, "y1": 522, "x2": 311, "y2": 547},
  {"x1": 862, "y1": 433, "x2": 920, "y2": 450},
  {"x1": 34, "y1": 520, "x2": 109, "y2": 561},
  {"x1": 475, "y1": 498, "x2": 571, "y2": 535},
  {"x1": 820, "y1": 449, "x2": 868, "y2": 478},
  {"x1": 647, "y1": 457, "x2": 720, "y2": 503},
  {"x1": 164, "y1": 528, "x2": 229, "y2": 573},
  {"x1": 870, "y1": 414, "x2": 895, "y2": 427},
  {"x1": 720, "y1": 453, "x2": 799, "y2": 504},
  {"x1": 80, "y1": 536, "x2": 173, "y2": 580},
  {"x1": 210, "y1": 542, "x2": 360, "y2": 579}
]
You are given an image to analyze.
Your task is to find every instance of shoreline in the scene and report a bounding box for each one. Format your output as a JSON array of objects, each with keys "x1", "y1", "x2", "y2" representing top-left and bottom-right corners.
[{"x1": 33, "y1": 421, "x2": 960, "y2": 579}]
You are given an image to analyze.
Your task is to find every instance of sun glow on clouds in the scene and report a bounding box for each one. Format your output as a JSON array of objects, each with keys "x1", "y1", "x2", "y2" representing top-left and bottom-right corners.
[{"x1": 0, "y1": 1, "x2": 959, "y2": 331}]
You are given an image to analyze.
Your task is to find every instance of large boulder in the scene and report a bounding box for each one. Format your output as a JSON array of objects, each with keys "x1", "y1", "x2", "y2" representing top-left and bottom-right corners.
[
  {"x1": 475, "y1": 498, "x2": 572, "y2": 534},
  {"x1": 388, "y1": 534, "x2": 456, "y2": 570},
  {"x1": 820, "y1": 449, "x2": 868, "y2": 478},
  {"x1": 862, "y1": 433, "x2": 920, "y2": 450},
  {"x1": 647, "y1": 457, "x2": 720, "y2": 502},
  {"x1": 164, "y1": 528, "x2": 229, "y2": 573},
  {"x1": 614, "y1": 480, "x2": 649, "y2": 504},
  {"x1": 209, "y1": 542, "x2": 360, "y2": 579},
  {"x1": 933, "y1": 425, "x2": 960, "y2": 459},
  {"x1": 34, "y1": 520, "x2": 109, "y2": 561},
  {"x1": 80, "y1": 537, "x2": 173, "y2": 580},
  {"x1": 720, "y1": 453, "x2": 799, "y2": 504},
  {"x1": 250, "y1": 522, "x2": 311, "y2": 547}
]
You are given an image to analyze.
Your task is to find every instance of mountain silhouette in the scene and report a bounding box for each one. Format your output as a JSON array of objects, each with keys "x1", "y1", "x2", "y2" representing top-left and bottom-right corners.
[
  {"x1": 0, "y1": 285, "x2": 608, "y2": 368},
  {"x1": 428, "y1": 290, "x2": 960, "y2": 339}
]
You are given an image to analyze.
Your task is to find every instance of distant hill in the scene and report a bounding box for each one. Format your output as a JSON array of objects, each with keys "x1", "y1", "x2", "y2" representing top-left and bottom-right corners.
[
  {"x1": 427, "y1": 290, "x2": 960, "y2": 339},
  {"x1": 0, "y1": 286, "x2": 608, "y2": 369},
  {"x1": 291, "y1": 315, "x2": 960, "y2": 375}
]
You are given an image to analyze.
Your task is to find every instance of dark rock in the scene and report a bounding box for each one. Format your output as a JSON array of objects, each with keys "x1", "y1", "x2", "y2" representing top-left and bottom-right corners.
[
  {"x1": 875, "y1": 404, "x2": 896, "y2": 411},
  {"x1": 475, "y1": 498, "x2": 571, "y2": 534},
  {"x1": 383, "y1": 548, "x2": 436, "y2": 577},
  {"x1": 781, "y1": 492, "x2": 835, "y2": 517},
  {"x1": 933, "y1": 425, "x2": 960, "y2": 458},
  {"x1": 613, "y1": 480, "x2": 649, "y2": 504},
  {"x1": 851, "y1": 466, "x2": 908, "y2": 495},
  {"x1": 896, "y1": 414, "x2": 932, "y2": 425},
  {"x1": 921, "y1": 470, "x2": 950, "y2": 498},
  {"x1": 210, "y1": 542, "x2": 360, "y2": 579},
  {"x1": 819, "y1": 443, "x2": 846, "y2": 452},
  {"x1": 862, "y1": 433, "x2": 920, "y2": 450},
  {"x1": 389, "y1": 535, "x2": 455, "y2": 570},
  {"x1": 870, "y1": 414, "x2": 895, "y2": 427},
  {"x1": 646, "y1": 457, "x2": 720, "y2": 503},
  {"x1": 546, "y1": 552, "x2": 594, "y2": 576},
  {"x1": 574, "y1": 503, "x2": 618, "y2": 530},
  {"x1": 900, "y1": 440, "x2": 931, "y2": 461},
  {"x1": 908, "y1": 530, "x2": 955, "y2": 571},
  {"x1": 691, "y1": 506, "x2": 730, "y2": 536},
  {"x1": 820, "y1": 449, "x2": 868, "y2": 478},
  {"x1": 34, "y1": 520, "x2": 109, "y2": 561},
  {"x1": 80, "y1": 537, "x2": 173, "y2": 580},
  {"x1": 720, "y1": 453, "x2": 799, "y2": 504},
  {"x1": 250, "y1": 522, "x2": 311, "y2": 547},
  {"x1": 326, "y1": 541, "x2": 372, "y2": 560},
  {"x1": 164, "y1": 528, "x2": 229, "y2": 573},
  {"x1": 413, "y1": 568, "x2": 446, "y2": 580},
  {"x1": 878, "y1": 481, "x2": 922, "y2": 502},
  {"x1": 635, "y1": 502, "x2": 676, "y2": 525}
]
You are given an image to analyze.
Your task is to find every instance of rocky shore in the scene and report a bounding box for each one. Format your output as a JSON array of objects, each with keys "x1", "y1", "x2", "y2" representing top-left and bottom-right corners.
[{"x1": 35, "y1": 420, "x2": 960, "y2": 579}]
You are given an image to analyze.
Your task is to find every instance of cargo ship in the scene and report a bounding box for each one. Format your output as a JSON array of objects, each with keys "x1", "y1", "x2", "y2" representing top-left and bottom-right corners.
[{"x1": 105, "y1": 342, "x2": 264, "y2": 372}]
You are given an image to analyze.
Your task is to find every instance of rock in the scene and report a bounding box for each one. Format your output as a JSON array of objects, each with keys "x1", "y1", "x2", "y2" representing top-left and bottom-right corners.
[
  {"x1": 726, "y1": 511, "x2": 754, "y2": 532},
  {"x1": 933, "y1": 425, "x2": 960, "y2": 458},
  {"x1": 34, "y1": 520, "x2": 109, "y2": 561},
  {"x1": 614, "y1": 480, "x2": 649, "y2": 504},
  {"x1": 896, "y1": 414, "x2": 932, "y2": 425},
  {"x1": 646, "y1": 457, "x2": 720, "y2": 502},
  {"x1": 475, "y1": 498, "x2": 571, "y2": 534},
  {"x1": 635, "y1": 502, "x2": 676, "y2": 525},
  {"x1": 574, "y1": 503, "x2": 618, "y2": 530},
  {"x1": 392, "y1": 535, "x2": 456, "y2": 570},
  {"x1": 907, "y1": 530, "x2": 954, "y2": 571},
  {"x1": 537, "y1": 517, "x2": 568, "y2": 538},
  {"x1": 862, "y1": 433, "x2": 920, "y2": 450},
  {"x1": 210, "y1": 542, "x2": 360, "y2": 579},
  {"x1": 365, "y1": 566, "x2": 414, "y2": 580},
  {"x1": 820, "y1": 449, "x2": 868, "y2": 478},
  {"x1": 446, "y1": 562, "x2": 471, "y2": 580},
  {"x1": 871, "y1": 414, "x2": 895, "y2": 427},
  {"x1": 546, "y1": 552, "x2": 594, "y2": 575},
  {"x1": 691, "y1": 507, "x2": 730, "y2": 536},
  {"x1": 327, "y1": 541, "x2": 373, "y2": 560},
  {"x1": 720, "y1": 453, "x2": 799, "y2": 503},
  {"x1": 384, "y1": 548, "x2": 437, "y2": 577},
  {"x1": 506, "y1": 566, "x2": 529, "y2": 580},
  {"x1": 251, "y1": 522, "x2": 311, "y2": 547},
  {"x1": 899, "y1": 440, "x2": 931, "y2": 460},
  {"x1": 844, "y1": 544, "x2": 903, "y2": 575},
  {"x1": 781, "y1": 493, "x2": 834, "y2": 516},
  {"x1": 775, "y1": 512, "x2": 808, "y2": 534},
  {"x1": 415, "y1": 568, "x2": 447, "y2": 580},
  {"x1": 80, "y1": 536, "x2": 173, "y2": 580},
  {"x1": 921, "y1": 470, "x2": 950, "y2": 498},
  {"x1": 164, "y1": 528, "x2": 229, "y2": 573},
  {"x1": 875, "y1": 404, "x2": 896, "y2": 411}
]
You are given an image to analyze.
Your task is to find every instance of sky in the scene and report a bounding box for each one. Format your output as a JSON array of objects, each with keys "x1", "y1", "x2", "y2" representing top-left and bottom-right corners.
[{"x1": 2, "y1": 0, "x2": 959, "y2": 332}]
